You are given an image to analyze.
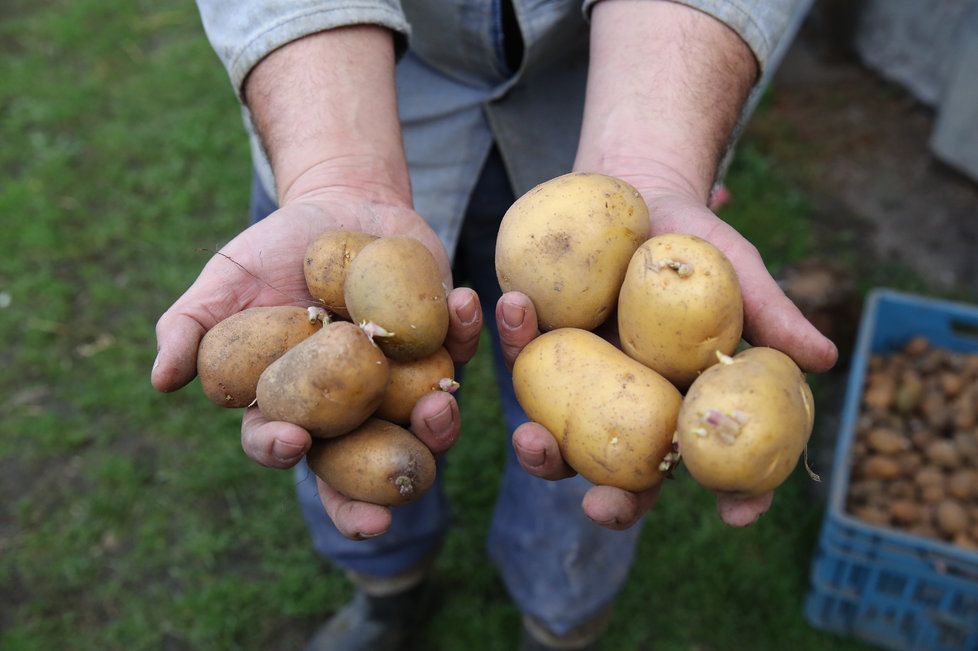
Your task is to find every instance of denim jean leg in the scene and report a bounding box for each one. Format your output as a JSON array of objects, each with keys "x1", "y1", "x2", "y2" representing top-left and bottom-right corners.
[
  {"x1": 248, "y1": 170, "x2": 450, "y2": 577},
  {"x1": 456, "y1": 149, "x2": 644, "y2": 636}
]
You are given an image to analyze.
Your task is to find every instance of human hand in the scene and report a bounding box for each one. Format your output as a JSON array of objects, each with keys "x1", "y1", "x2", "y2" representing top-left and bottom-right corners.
[
  {"x1": 497, "y1": 186, "x2": 837, "y2": 530},
  {"x1": 152, "y1": 187, "x2": 483, "y2": 539}
]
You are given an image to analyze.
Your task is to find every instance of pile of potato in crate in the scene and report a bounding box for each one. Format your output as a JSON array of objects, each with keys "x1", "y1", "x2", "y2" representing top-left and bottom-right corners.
[{"x1": 847, "y1": 335, "x2": 978, "y2": 548}]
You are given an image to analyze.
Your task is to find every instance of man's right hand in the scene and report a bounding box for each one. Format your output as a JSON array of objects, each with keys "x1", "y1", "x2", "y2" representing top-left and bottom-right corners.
[{"x1": 152, "y1": 188, "x2": 483, "y2": 540}]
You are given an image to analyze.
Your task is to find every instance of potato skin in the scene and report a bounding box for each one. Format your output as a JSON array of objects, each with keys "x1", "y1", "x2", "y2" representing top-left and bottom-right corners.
[
  {"x1": 344, "y1": 236, "x2": 449, "y2": 361},
  {"x1": 256, "y1": 322, "x2": 390, "y2": 437},
  {"x1": 513, "y1": 328, "x2": 683, "y2": 491},
  {"x1": 676, "y1": 347, "x2": 814, "y2": 497},
  {"x1": 196, "y1": 306, "x2": 324, "y2": 407},
  {"x1": 306, "y1": 418, "x2": 436, "y2": 506},
  {"x1": 376, "y1": 347, "x2": 456, "y2": 424},
  {"x1": 495, "y1": 173, "x2": 649, "y2": 331},
  {"x1": 618, "y1": 234, "x2": 743, "y2": 389},
  {"x1": 304, "y1": 230, "x2": 378, "y2": 319}
]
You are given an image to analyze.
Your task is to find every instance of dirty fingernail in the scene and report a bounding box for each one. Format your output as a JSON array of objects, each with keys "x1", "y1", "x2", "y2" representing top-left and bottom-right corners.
[
  {"x1": 272, "y1": 439, "x2": 305, "y2": 463},
  {"x1": 357, "y1": 531, "x2": 384, "y2": 539},
  {"x1": 456, "y1": 295, "x2": 478, "y2": 326},
  {"x1": 424, "y1": 404, "x2": 454, "y2": 434},
  {"x1": 502, "y1": 301, "x2": 525, "y2": 329}
]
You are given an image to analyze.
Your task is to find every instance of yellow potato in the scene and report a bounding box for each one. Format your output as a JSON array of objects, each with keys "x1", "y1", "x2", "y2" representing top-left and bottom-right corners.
[
  {"x1": 376, "y1": 347, "x2": 457, "y2": 424},
  {"x1": 256, "y1": 322, "x2": 390, "y2": 437},
  {"x1": 304, "y1": 230, "x2": 378, "y2": 319},
  {"x1": 676, "y1": 347, "x2": 814, "y2": 497},
  {"x1": 495, "y1": 173, "x2": 649, "y2": 331},
  {"x1": 513, "y1": 328, "x2": 683, "y2": 491},
  {"x1": 618, "y1": 233, "x2": 743, "y2": 389},
  {"x1": 306, "y1": 418, "x2": 436, "y2": 506},
  {"x1": 344, "y1": 236, "x2": 449, "y2": 361},
  {"x1": 196, "y1": 306, "x2": 326, "y2": 407}
]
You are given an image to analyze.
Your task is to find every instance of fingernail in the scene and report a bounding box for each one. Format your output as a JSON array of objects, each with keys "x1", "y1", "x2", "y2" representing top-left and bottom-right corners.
[
  {"x1": 424, "y1": 404, "x2": 454, "y2": 434},
  {"x1": 152, "y1": 352, "x2": 160, "y2": 372},
  {"x1": 456, "y1": 295, "x2": 478, "y2": 326},
  {"x1": 357, "y1": 531, "x2": 384, "y2": 539},
  {"x1": 515, "y1": 443, "x2": 545, "y2": 468},
  {"x1": 272, "y1": 439, "x2": 305, "y2": 463},
  {"x1": 502, "y1": 301, "x2": 525, "y2": 329},
  {"x1": 588, "y1": 515, "x2": 617, "y2": 527}
]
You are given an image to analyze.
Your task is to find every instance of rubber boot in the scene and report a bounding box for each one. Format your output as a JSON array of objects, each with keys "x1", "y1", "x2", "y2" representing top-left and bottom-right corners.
[
  {"x1": 303, "y1": 561, "x2": 433, "y2": 651},
  {"x1": 519, "y1": 605, "x2": 613, "y2": 651}
]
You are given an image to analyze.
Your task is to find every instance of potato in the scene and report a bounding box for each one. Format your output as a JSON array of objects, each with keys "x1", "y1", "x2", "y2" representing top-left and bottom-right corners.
[
  {"x1": 618, "y1": 234, "x2": 743, "y2": 389},
  {"x1": 859, "y1": 455, "x2": 902, "y2": 480},
  {"x1": 345, "y1": 236, "x2": 448, "y2": 361},
  {"x1": 197, "y1": 306, "x2": 326, "y2": 407},
  {"x1": 677, "y1": 347, "x2": 814, "y2": 497},
  {"x1": 375, "y1": 347, "x2": 457, "y2": 424},
  {"x1": 306, "y1": 418, "x2": 436, "y2": 506},
  {"x1": 512, "y1": 328, "x2": 682, "y2": 491},
  {"x1": 495, "y1": 173, "x2": 649, "y2": 331},
  {"x1": 935, "y1": 500, "x2": 970, "y2": 536},
  {"x1": 256, "y1": 322, "x2": 389, "y2": 437},
  {"x1": 303, "y1": 230, "x2": 378, "y2": 319}
]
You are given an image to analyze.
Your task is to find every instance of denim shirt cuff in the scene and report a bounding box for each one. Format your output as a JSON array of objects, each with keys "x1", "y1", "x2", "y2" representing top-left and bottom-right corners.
[
  {"x1": 213, "y1": 6, "x2": 411, "y2": 101},
  {"x1": 581, "y1": 0, "x2": 798, "y2": 74}
]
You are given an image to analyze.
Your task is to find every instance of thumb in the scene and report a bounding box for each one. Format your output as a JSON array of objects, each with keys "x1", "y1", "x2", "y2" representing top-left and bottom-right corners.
[
  {"x1": 733, "y1": 244, "x2": 838, "y2": 373},
  {"x1": 152, "y1": 263, "x2": 246, "y2": 392}
]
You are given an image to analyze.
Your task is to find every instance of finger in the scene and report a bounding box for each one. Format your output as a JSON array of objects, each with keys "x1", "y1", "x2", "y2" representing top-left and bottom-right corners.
[
  {"x1": 152, "y1": 310, "x2": 209, "y2": 393},
  {"x1": 691, "y1": 220, "x2": 837, "y2": 373},
  {"x1": 443, "y1": 287, "x2": 483, "y2": 364},
  {"x1": 735, "y1": 253, "x2": 838, "y2": 373},
  {"x1": 496, "y1": 292, "x2": 540, "y2": 372},
  {"x1": 409, "y1": 390, "x2": 461, "y2": 456},
  {"x1": 582, "y1": 484, "x2": 661, "y2": 530},
  {"x1": 241, "y1": 406, "x2": 312, "y2": 468},
  {"x1": 151, "y1": 261, "x2": 246, "y2": 393},
  {"x1": 317, "y1": 477, "x2": 393, "y2": 540},
  {"x1": 716, "y1": 491, "x2": 774, "y2": 527},
  {"x1": 650, "y1": 199, "x2": 838, "y2": 374},
  {"x1": 512, "y1": 422, "x2": 576, "y2": 480}
]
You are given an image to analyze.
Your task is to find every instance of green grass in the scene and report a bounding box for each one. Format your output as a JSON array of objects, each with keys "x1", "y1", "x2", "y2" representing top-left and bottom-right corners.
[{"x1": 1, "y1": 1, "x2": 877, "y2": 649}]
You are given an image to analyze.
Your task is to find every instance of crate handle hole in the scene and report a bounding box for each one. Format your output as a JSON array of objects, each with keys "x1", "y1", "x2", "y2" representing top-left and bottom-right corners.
[{"x1": 950, "y1": 319, "x2": 978, "y2": 341}]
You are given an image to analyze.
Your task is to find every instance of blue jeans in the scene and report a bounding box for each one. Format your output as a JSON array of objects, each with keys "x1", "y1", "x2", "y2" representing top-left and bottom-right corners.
[{"x1": 249, "y1": 148, "x2": 643, "y2": 635}]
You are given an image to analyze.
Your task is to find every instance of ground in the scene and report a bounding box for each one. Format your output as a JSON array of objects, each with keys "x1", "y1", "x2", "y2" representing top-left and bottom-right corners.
[{"x1": 2, "y1": 2, "x2": 975, "y2": 650}]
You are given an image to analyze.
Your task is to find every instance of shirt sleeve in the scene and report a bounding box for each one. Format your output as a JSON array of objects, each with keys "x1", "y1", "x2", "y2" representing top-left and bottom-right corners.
[
  {"x1": 581, "y1": 0, "x2": 807, "y2": 73},
  {"x1": 196, "y1": 1, "x2": 411, "y2": 100}
]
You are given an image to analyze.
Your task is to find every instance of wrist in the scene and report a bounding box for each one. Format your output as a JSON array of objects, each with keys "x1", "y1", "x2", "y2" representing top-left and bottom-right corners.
[
  {"x1": 573, "y1": 150, "x2": 709, "y2": 205},
  {"x1": 279, "y1": 154, "x2": 413, "y2": 209}
]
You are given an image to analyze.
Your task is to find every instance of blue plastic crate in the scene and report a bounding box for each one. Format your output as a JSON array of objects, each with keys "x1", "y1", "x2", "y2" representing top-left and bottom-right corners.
[{"x1": 805, "y1": 289, "x2": 978, "y2": 651}]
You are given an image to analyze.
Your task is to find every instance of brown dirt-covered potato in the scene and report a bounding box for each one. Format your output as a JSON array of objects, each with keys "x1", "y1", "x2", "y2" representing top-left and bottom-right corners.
[
  {"x1": 513, "y1": 328, "x2": 682, "y2": 492},
  {"x1": 303, "y1": 230, "x2": 378, "y2": 319},
  {"x1": 859, "y1": 455, "x2": 902, "y2": 480},
  {"x1": 306, "y1": 418, "x2": 435, "y2": 506},
  {"x1": 852, "y1": 506, "x2": 890, "y2": 527},
  {"x1": 935, "y1": 500, "x2": 970, "y2": 536},
  {"x1": 495, "y1": 173, "x2": 649, "y2": 331},
  {"x1": 618, "y1": 234, "x2": 743, "y2": 389},
  {"x1": 197, "y1": 306, "x2": 326, "y2": 407},
  {"x1": 866, "y1": 427, "x2": 911, "y2": 454},
  {"x1": 256, "y1": 322, "x2": 389, "y2": 437},
  {"x1": 889, "y1": 499, "x2": 923, "y2": 525},
  {"x1": 375, "y1": 347, "x2": 456, "y2": 424},
  {"x1": 947, "y1": 469, "x2": 978, "y2": 500},
  {"x1": 925, "y1": 440, "x2": 962, "y2": 469},
  {"x1": 921, "y1": 484, "x2": 947, "y2": 505},
  {"x1": 345, "y1": 236, "x2": 449, "y2": 361},
  {"x1": 676, "y1": 347, "x2": 813, "y2": 497},
  {"x1": 914, "y1": 466, "x2": 945, "y2": 489}
]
